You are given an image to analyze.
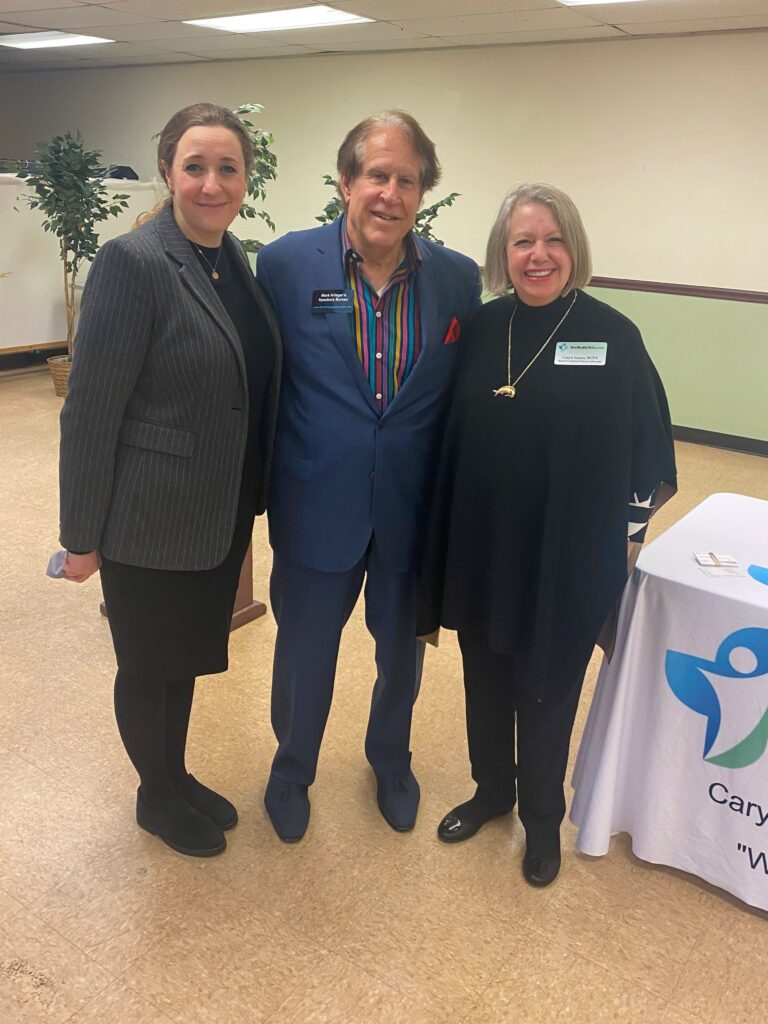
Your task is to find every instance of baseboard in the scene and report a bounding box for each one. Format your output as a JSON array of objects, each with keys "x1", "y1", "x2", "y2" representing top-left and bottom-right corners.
[
  {"x1": 674, "y1": 425, "x2": 768, "y2": 458},
  {"x1": 0, "y1": 343, "x2": 66, "y2": 373}
]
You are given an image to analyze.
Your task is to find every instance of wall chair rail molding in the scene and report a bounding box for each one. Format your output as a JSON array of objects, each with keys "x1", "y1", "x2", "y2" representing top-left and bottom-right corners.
[
  {"x1": 589, "y1": 277, "x2": 768, "y2": 306},
  {"x1": 586, "y1": 279, "x2": 768, "y2": 457}
]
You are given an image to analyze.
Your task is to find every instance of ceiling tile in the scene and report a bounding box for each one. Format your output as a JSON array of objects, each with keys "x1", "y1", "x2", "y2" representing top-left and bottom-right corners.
[
  {"x1": 1, "y1": 0, "x2": 766, "y2": 72},
  {"x1": 0, "y1": 60, "x2": 81, "y2": 70},
  {"x1": 299, "y1": 36, "x2": 459, "y2": 52},
  {"x1": 335, "y1": 1, "x2": 562, "y2": 17},
  {"x1": 256, "y1": 21, "x2": 430, "y2": 45},
  {"x1": 180, "y1": 44, "x2": 313, "y2": 58},
  {"x1": 0, "y1": 17, "x2": 34, "y2": 30},
  {"x1": 60, "y1": 21, "x2": 243, "y2": 42},
  {"x1": 445, "y1": 24, "x2": 627, "y2": 44},
  {"x1": 71, "y1": 52, "x2": 207, "y2": 66},
  {"x1": 0, "y1": 7, "x2": 165, "y2": 28},
  {"x1": 569, "y1": 1, "x2": 768, "y2": 26},
  {"x1": 59, "y1": 40, "x2": 187, "y2": 57},
  {"x1": 392, "y1": 8, "x2": 601, "y2": 35},
  {"x1": 618, "y1": 15, "x2": 768, "y2": 35},
  {"x1": 101, "y1": 0, "x2": 312, "y2": 17},
  {"x1": 137, "y1": 32, "x2": 296, "y2": 52},
  {"x1": 0, "y1": 0, "x2": 76, "y2": 12},
  {"x1": 0, "y1": 44, "x2": 83, "y2": 61}
]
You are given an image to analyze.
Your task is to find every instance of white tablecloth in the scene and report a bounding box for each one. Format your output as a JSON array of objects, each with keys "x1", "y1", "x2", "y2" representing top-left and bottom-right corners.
[{"x1": 571, "y1": 492, "x2": 768, "y2": 911}]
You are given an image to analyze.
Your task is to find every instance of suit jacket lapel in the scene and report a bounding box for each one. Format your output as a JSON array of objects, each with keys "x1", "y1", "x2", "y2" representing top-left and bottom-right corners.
[
  {"x1": 316, "y1": 222, "x2": 379, "y2": 414},
  {"x1": 415, "y1": 237, "x2": 439, "y2": 355},
  {"x1": 153, "y1": 206, "x2": 247, "y2": 385},
  {"x1": 384, "y1": 236, "x2": 440, "y2": 408}
]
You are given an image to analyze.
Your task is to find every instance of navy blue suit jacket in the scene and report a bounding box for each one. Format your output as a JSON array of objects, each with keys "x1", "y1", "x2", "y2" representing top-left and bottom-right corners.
[{"x1": 257, "y1": 220, "x2": 481, "y2": 574}]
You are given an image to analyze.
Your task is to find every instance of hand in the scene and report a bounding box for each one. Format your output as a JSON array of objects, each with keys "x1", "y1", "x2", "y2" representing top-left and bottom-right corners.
[{"x1": 64, "y1": 550, "x2": 101, "y2": 583}]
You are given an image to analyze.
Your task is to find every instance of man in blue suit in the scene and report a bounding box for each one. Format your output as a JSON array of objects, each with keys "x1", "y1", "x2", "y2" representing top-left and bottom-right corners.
[{"x1": 256, "y1": 110, "x2": 481, "y2": 841}]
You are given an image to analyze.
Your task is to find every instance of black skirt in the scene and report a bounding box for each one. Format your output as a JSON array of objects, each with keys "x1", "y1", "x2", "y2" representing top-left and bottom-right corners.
[{"x1": 99, "y1": 499, "x2": 256, "y2": 681}]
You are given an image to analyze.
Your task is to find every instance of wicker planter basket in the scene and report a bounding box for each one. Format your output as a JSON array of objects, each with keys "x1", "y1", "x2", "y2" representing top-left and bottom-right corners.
[{"x1": 47, "y1": 354, "x2": 72, "y2": 398}]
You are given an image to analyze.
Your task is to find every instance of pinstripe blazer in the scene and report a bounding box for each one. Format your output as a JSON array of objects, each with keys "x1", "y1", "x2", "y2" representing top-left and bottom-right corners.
[{"x1": 59, "y1": 203, "x2": 281, "y2": 571}]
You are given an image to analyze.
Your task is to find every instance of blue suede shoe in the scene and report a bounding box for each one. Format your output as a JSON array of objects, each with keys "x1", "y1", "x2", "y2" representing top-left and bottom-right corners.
[
  {"x1": 264, "y1": 777, "x2": 310, "y2": 843},
  {"x1": 376, "y1": 769, "x2": 420, "y2": 832}
]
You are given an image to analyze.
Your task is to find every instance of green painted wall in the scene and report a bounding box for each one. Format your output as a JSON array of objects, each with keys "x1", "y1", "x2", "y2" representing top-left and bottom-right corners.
[{"x1": 587, "y1": 288, "x2": 768, "y2": 442}]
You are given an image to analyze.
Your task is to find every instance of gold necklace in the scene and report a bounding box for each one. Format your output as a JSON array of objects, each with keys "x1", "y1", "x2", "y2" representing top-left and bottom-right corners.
[
  {"x1": 493, "y1": 291, "x2": 578, "y2": 398},
  {"x1": 194, "y1": 243, "x2": 222, "y2": 281}
]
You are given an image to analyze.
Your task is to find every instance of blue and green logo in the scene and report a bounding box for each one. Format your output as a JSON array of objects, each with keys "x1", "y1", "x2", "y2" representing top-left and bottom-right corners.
[{"x1": 666, "y1": 627, "x2": 768, "y2": 769}]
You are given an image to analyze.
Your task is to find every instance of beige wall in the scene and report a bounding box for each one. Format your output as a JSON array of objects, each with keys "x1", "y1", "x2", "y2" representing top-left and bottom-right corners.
[{"x1": 2, "y1": 31, "x2": 768, "y2": 291}]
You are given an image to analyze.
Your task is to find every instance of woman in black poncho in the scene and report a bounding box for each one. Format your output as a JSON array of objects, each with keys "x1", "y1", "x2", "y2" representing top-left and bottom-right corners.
[{"x1": 418, "y1": 183, "x2": 676, "y2": 886}]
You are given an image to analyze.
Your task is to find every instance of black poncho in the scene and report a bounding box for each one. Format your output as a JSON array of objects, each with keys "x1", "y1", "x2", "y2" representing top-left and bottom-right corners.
[{"x1": 418, "y1": 290, "x2": 677, "y2": 702}]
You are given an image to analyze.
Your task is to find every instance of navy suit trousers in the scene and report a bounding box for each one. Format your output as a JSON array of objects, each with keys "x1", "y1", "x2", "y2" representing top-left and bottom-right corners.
[{"x1": 269, "y1": 536, "x2": 425, "y2": 785}]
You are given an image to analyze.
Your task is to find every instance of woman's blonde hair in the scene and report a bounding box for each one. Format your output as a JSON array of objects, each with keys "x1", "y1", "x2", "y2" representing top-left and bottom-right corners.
[{"x1": 484, "y1": 182, "x2": 592, "y2": 296}]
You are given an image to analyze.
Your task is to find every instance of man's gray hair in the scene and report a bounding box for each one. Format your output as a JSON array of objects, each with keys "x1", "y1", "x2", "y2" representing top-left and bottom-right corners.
[{"x1": 336, "y1": 110, "x2": 441, "y2": 207}]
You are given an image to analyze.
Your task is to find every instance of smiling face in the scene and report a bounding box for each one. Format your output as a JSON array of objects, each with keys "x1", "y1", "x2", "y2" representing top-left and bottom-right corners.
[
  {"x1": 164, "y1": 125, "x2": 247, "y2": 246},
  {"x1": 340, "y1": 126, "x2": 423, "y2": 266},
  {"x1": 505, "y1": 202, "x2": 573, "y2": 306}
]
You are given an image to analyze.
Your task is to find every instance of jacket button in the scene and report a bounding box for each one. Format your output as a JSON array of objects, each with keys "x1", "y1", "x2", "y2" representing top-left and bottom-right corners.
[{"x1": 369, "y1": 471, "x2": 375, "y2": 481}]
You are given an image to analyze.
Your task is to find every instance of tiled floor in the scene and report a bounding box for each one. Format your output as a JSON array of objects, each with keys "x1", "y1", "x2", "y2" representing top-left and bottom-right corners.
[{"x1": 1, "y1": 367, "x2": 767, "y2": 1024}]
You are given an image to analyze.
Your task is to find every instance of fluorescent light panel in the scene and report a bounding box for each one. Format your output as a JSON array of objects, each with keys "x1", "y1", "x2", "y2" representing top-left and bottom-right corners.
[
  {"x1": 558, "y1": 1, "x2": 648, "y2": 6},
  {"x1": 0, "y1": 31, "x2": 112, "y2": 50},
  {"x1": 185, "y1": 5, "x2": 372, "y2": 34}
]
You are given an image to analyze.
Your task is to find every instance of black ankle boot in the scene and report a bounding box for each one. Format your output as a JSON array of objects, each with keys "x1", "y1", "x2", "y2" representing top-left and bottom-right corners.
[
  {"x1": 136, "y1": 788, "x2": 226, "y2": 857},
  {"x1": 522, "y1": 848, "x2": 561, "y2": 887},
  {"x1": 177, "y1": 773, "x2": 238, "y2": 831}
]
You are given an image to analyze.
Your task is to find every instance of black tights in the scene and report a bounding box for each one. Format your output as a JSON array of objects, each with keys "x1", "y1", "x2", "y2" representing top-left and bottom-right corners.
[{"x1": 113, "y1": 669, "x2": 196, "y2": 807}]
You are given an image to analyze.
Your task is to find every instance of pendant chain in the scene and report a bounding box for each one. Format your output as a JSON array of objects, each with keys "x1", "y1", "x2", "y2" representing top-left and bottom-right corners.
[
  {"x1": 194, "y1": 243, "x2": 223, "y2": 281},
  {"x1": 493, "y1": 291, "x2": 578, "y2": 399}
]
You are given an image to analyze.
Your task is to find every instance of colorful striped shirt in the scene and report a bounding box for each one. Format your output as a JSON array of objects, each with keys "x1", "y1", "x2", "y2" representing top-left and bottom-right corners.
[{"x1": 342, "y1": 219, "x2": 422, "y2": 411}]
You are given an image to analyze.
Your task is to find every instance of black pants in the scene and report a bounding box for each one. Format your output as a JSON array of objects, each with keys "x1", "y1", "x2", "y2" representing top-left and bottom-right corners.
[{"x1": 458, "y1": 631, "x2": 584, "y2": 857}]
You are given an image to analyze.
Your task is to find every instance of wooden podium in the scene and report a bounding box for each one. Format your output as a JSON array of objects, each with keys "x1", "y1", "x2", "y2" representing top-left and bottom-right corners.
[
  {"x1": 99, "y1": 543, "x2": 266, "y2": 630},
  {"x1": 230, "y1": 543, "x2": 267, "y2": 630}
]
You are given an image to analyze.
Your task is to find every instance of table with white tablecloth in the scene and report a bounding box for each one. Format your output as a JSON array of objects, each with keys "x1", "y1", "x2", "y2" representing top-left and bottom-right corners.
[{"x1": 570, "y1": 492, "x2": 768, "y2": 911}]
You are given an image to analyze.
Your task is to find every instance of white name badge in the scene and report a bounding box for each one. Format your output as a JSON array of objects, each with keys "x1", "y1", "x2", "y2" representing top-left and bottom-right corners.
[{"x1": 553, "y1": 341, "x2": 607, "y2": 366}]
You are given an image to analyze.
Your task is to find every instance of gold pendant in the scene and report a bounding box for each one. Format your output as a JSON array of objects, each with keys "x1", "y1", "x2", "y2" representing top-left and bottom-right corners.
[
  {"x1": 493, "y1": 385, "x2": 516, "y2": 398},
  {"x1": 211, "y1": 270, "x2": 220, "y2": 281}
]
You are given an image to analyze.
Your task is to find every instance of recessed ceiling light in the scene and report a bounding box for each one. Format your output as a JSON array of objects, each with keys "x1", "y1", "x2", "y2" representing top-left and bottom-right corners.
[
  {"x1": 0, "y1": 31, "x2": 113, "y2": 50},
  {"x1": 185, "y1": 5, "x2": 373, "y2": 34}
]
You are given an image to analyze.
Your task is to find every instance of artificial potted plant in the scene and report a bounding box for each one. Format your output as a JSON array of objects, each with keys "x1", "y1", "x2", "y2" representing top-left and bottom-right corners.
[
  {"x1": 18, "y1": 131, "x2": 129, "y2": 396},
  {"x1": 231, "y1": 102, "x2": 277, "y2": 254}
]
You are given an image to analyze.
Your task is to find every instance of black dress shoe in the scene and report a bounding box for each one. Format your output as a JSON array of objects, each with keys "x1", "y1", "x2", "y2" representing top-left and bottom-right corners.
[
  {"x1": 437, "y1": 792, "x2": 514, "y2": 844},
  {"x1": 264, "y1": 778, "x2": 310, "y2": 843},
  {"x1": 179, "y1": 773, "x2": 238, "y2": 831},
  {"x1": 136, "y1": 788, "x2": 226, "y2": 858},
  {"x1": 522, "y1": 849, "x2": 561, "y2": 887},
  {"x1": 376, "y1": 769, "x2": 420, "y2": 832}
]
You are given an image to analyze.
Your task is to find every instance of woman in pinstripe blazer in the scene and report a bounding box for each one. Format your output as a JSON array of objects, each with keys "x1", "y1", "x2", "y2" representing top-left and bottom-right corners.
[{"x1": 59, "y1": 103, "x2": 281, "y2": 857}]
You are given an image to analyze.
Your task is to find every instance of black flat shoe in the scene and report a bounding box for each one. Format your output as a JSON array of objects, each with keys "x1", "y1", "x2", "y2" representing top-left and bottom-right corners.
[
  {"x1": 181, "y1": 773, "x2": 238, "y2": 831},
  {"x1": 375, "y1": 770, "x2": 420, "y2": 832},
  {"x1": 437, "y1": 793, "x2": 514, "y2": 844},
  {"x1": 264, "y1": 777, "x2": 310, "y2": 843},
  {"x1": 136, "y1": 788, "x2": 226, "y2": 858},
  {"x1": 522, "y1": 849, "x2": 561, "y2": 887}
]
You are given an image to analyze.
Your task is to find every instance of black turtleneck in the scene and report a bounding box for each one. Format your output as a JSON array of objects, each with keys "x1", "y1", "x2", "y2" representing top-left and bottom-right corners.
[{"x1": 193, "y1": 240, "x2": 275, "y2": 511}]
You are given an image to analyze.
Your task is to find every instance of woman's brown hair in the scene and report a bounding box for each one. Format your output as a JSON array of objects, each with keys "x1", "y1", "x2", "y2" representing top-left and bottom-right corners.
[{"x1": 136, "y1": 102, "x2": 253, "y2": 227}]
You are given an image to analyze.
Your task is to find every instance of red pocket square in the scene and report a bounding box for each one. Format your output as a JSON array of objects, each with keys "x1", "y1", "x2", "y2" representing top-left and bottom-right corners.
[{"x1": 443, "y1": 316, "x2": 461, "y2": 344}]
